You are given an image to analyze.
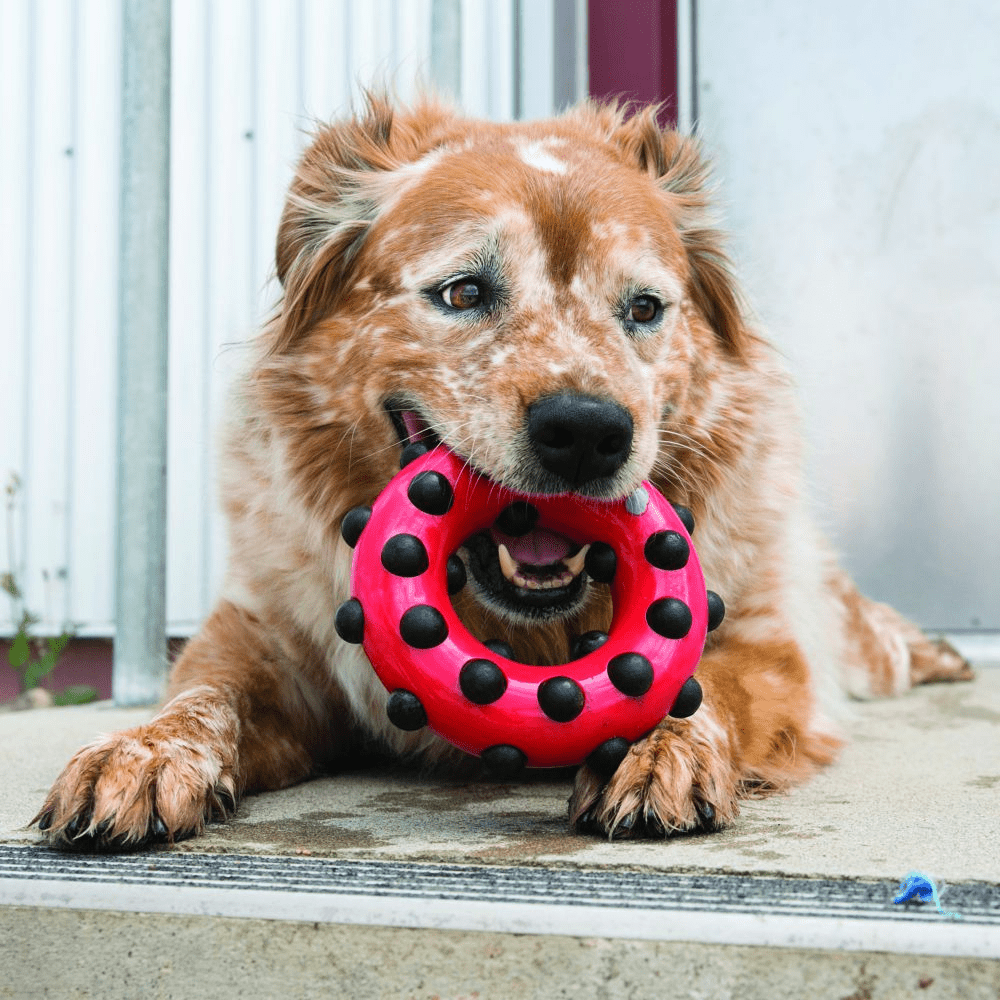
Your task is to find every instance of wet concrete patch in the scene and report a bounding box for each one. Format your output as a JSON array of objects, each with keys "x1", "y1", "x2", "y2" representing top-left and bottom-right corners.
[
  {"x1": 212, "y1": 818, "x2": 390, "y2": 853},
  {"x1": 965, "y1": 775, "x2": 1000, "y2": 790},
  {"x1": 367, "y1": 780, "x2": 521, "y2": 814},
  {"x1": 191, "y1": 770, "x2": 586, "y2": 860},
  {"x1": 915, "y1": 687, "x2": 1000, "y2": 729}
]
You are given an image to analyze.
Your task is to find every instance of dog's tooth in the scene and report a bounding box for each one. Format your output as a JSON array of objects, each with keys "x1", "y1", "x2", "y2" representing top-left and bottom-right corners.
[
  {"x1": 562, "y1": 544, "x2": 590, "y2": 578},
  {"x1": 498, "y1": 543, "x2": 519, "y2": 582},
  {"x1": 524, "y1": 578, "x2": 542, "y2": 590}
]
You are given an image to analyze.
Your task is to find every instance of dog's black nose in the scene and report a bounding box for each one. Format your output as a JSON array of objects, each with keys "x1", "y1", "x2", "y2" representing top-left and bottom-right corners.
[{"x1": 527, "y1": 393, "x2": 634, "y2": 488}]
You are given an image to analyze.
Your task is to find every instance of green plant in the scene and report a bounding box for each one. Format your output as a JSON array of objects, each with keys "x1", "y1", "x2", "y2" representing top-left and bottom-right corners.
[
  {"x1": 7, "y1": 618, "x2": 73, "y2": 692},
  {"x1": 3, "y1": 472, "x2": 94, "y2": 703}
]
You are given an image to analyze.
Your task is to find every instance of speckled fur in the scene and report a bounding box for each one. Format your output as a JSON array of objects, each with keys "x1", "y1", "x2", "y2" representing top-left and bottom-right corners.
[{"x1": 36, "y1": 95, "x2": 972, "y2": 848}]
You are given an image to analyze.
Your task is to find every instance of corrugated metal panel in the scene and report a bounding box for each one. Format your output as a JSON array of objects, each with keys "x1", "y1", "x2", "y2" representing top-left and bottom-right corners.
[
  {"x1": 1, "y1": 0, "x2": 580, "y2": 638},
  {"x1": 1, "y1": 0, "x2": 121, "y2": 638}
]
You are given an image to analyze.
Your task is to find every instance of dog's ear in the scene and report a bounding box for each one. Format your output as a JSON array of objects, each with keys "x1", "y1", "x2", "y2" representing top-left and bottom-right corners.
[
  {"x1": 271, "y1": 94, "x2": 450, "y2": 354},
  {"x1": 611, "y1": 107, "x2": 754, "y2": 359}
]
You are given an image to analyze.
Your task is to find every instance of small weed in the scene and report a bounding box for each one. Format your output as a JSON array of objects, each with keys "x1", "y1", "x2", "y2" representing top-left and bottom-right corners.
[{"x1": 3, "y1": 472, "x2": 95, "y2": 704}]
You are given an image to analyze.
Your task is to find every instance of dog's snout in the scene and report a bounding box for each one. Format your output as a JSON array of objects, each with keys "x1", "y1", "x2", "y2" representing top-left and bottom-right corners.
[{"x1": 527, "y1": 393, "x2": 634, "y2": 488}]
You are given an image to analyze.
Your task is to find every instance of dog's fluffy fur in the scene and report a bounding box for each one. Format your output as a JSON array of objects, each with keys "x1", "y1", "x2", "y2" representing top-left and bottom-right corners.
[{"x1": 37, "y1": 96, "x2": 971, "y2": 847}]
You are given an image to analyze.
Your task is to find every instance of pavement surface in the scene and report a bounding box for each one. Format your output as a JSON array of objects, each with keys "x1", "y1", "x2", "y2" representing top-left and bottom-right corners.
[
  {"x1": 3, "y1": 659, "x2": 999, "y2": 997},
  {"x1": 4, "y1": 666, "x2": 999, "y2": 881}
]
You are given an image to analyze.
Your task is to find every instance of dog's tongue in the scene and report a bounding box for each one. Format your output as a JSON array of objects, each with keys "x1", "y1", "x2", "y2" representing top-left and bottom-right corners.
[
  {"x1": 401, "y1": 410, "x2": 429, "y2": 442},
  {"x1": 499, "y1": 528, "x2": 574, "y2": 566}
]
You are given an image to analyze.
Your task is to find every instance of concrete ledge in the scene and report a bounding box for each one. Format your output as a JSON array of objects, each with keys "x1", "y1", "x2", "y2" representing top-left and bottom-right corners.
[{"x1": 4, "y1": 904, "x2": 1000, "y2": 1000}]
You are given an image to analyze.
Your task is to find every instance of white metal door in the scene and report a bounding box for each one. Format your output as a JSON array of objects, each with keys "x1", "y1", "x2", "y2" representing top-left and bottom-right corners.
[{"x1": 693, "y1": 1, "x2": 1000, "y2": 634}]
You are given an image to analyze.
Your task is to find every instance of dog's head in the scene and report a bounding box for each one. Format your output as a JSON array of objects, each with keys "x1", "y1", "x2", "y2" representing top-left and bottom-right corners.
[{"x1": 258, "y1": 95, "x2": 752, "y2": 635}]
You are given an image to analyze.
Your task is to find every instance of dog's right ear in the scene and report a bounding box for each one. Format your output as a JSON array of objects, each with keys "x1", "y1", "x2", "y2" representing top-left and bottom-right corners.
[{"x1": 270, "y1": 94, "x2": 451, "y2": 354}]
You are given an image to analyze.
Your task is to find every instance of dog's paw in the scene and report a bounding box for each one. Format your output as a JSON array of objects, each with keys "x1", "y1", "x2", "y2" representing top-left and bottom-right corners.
[
  {"x1": 569, "y1": 715, "x2": 740, "y2": 839},
  {"x1": 908, "y1": 635, "x2": 974, "y2": 686},
  {"x1": 34, "y1": 702, "x2": 239, "y2": 850}
]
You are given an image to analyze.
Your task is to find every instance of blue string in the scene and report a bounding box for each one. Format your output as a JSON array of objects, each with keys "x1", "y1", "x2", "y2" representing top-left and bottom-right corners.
[{"x1": 893, "y1": 871, "x2": 962, "y2": 920}]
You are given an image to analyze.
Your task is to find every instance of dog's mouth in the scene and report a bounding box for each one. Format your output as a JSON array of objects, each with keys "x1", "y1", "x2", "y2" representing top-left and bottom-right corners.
[
  {"x1": 386, "y1": 402, "x2": 442, "y2": 459},
  {"x1": 463, "y1": 513, "x2": 591, "y2": 619},
  {"x1": 385, "y1": 400, "x2": 592, "y2": 620}
]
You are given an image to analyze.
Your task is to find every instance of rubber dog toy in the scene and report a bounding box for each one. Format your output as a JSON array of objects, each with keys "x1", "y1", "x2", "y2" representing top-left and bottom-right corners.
[{"x1": 335, "y1": 445, "x2": 724, "y2": 774}]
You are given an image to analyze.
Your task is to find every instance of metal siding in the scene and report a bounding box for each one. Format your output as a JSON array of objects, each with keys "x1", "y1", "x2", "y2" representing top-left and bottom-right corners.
[
  {"x1": 70, "y1": 0, "x2": 121, "y2": 630},
  {"x1": 518, "y1": 0, "x2": 555, "y2": 121},
  {"x1": 0, "y1": 1, "x2": 33, "y2": 624},
  {"x1": 22, "y1": 0, "x2": 76, "y2": 634},
  {"x1": 166, "y1": 0, "x2": 210, "y2": 631},
  {"x1": 3, "y1": 0, "x2": 565, "y2": 638},
  {"x1": 201, "y1": 0, "x2": 257, "y2": 633}
]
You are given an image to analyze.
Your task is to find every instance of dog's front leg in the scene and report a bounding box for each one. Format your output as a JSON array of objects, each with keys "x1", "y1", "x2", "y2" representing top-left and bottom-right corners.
[
  {"x1": 35, "y1": 600, "x2": 343, "y2": 849},
  {"x1": 569, "y1": 638, "x2": 843, "y2": 839}
]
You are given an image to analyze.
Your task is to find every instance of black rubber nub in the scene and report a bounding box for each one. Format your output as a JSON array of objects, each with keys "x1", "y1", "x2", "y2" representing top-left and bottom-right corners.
[
  {"x1": 570, "y1": 630, "x2": 609, "y2": 660},
  {"x1": 340, "y1": 506, "x2": 371, "y2": 548},
  {"x1": 644, "y1": 530, "x2": 690, "y2": 571},
  {"x1": 586, "y1": 737, "x2": 631, "y2": 778},
  {"x1": 671, "y1": 503, "x2": 695, "y2": 534},
  {"x1": 481, "y1": 744, "x2": 528, "y2": 778},
  {"x1": 668, "y1": 676, "x2": 703, "y2": 718},
  {"x1": 447, "y1": 555, "x2": 467, "y2": 594},
  {"x1": 607, "y1": 653, "x2": 654, "y2": 697},
  {"x1": 646, "y1": 598, "x2": 693, "y2": 639},
  {"x1": 407, "y1": 471, "x2": 454, "y2": 515},
  {"x1": 494, "y1": 501, "x2": 539, "y2": 537},
  {"x1": 537, "y1": 676, "x2": 585, "y2": 722},
  {"x1": 381, "y1": 534, "x2": 429, "y2": 577},
  {"x1": 400, "y1": 441, "x2": 430, "y2": 468},
  {"x1": 334, "y1": 599, "x2": 364, "y2": 644},
  {"x1": 399, "y1": 605, "x2": 448, "y2": 648},
  {"x1": 459, "y1": 659, "x2": 507, "y2": 705},
  {"x1": 484, "y1": 640, "x2": 517, "y2": 660},
  {"x1": 706, "y1": 591, "x2": 726, "y2": 632},
  {"x1": 584, "y1": 542, "x2": 617, "y2": 584},
  {"x1": 386, "y1": 689, "x2": 427, "y2": 730}
]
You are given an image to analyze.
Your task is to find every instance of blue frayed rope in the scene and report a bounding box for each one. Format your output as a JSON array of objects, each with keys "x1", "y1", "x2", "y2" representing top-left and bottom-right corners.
[{"x1": 893, "y1": 872, "x2": 962, "y2": 920}]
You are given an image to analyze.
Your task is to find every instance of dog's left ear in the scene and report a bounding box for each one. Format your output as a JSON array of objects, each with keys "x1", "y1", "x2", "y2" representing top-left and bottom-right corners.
[{"x1": 612, "y1": 108, "x2": 754, "y2": 359}]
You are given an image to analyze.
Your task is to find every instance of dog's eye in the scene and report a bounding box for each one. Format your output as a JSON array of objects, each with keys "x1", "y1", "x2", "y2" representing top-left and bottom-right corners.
[
  {"x1": 629, "y1": 295, "x2": 660, "y2": 324},
  {"x1": 441, "y1": 280, "x2": 485, "y2": 311}
]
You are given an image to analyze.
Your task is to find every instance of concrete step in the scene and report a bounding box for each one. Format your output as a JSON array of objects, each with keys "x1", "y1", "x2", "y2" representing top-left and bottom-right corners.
[
  {"x1": 3, "y1": 664, "x2": 999, "y2": 997},
  {"x1": 3, "y1": 844, "x2": 999, "y2": 999}
]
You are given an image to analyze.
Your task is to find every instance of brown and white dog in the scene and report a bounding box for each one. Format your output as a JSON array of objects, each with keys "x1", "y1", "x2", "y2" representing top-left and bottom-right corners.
[{"x1": 36, "y1": 95, "x2": 971, "y2": 848}]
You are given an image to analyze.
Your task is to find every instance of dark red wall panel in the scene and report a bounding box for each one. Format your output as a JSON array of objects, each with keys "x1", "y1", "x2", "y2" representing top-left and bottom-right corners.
[{"x1": 588, "y1": 0, "x2": 678, "y2": 123}]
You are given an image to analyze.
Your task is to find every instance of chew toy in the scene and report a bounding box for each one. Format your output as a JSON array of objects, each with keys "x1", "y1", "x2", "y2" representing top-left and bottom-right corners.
[{"x1": 335, "y1": 445, "x2": 724, "y2": 775}]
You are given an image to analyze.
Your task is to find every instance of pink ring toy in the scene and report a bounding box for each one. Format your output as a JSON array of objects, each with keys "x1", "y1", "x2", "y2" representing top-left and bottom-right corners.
[{"x1": 335, "y1": 446, "x2": 722, "y2": 772}]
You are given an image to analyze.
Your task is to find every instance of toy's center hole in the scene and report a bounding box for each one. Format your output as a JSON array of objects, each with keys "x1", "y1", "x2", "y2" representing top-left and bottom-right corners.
[{"x1": 453, "y1": 501, "x2": 615, "y2": 661}]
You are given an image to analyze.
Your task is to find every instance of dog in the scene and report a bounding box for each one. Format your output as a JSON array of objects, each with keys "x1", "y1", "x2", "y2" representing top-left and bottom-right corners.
[{"x1": 35, "y1": 95, "x2": 972, "y2": 848}]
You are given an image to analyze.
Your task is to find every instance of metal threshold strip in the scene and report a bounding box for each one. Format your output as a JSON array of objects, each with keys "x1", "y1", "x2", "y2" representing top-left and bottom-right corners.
[{"x1": 1, "y1": 845, "x2": 997, "y2": 958}]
